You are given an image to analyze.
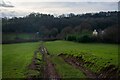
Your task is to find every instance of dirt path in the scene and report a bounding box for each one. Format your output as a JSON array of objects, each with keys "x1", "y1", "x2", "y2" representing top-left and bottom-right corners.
[
  {"x1": 27, "y1": 50, "x2": 43, "y2": 79},
  {"x1": 39, "y1": 43, "x2": 60, "y2": 79},
  {"x1": 59, "y1": 54, "x2": 97, "y2": 79},
  {"x1": 27, "y1": 43, "x2": 60, "y2": 79}
]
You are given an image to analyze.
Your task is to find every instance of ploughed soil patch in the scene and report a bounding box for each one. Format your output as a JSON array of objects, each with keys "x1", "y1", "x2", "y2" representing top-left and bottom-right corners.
[{"x1": 59, "y1": 54, "x2": 119, "y2": 79}]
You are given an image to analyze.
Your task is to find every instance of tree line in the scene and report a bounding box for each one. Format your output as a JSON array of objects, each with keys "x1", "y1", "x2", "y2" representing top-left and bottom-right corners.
[{"x1": 2, "y1": 11, "x2": 119, "y2": 43}]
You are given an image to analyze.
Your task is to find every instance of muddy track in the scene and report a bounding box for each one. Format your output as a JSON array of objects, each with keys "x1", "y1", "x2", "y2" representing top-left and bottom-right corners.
[
  {"x1": 27, "y1": 43, "x2": 60, "y2": 79},
  {"x1": 40, "y1": 43, "x2": 60, "y2": 79},
  {"x1": 27, "y1": 50, "x2": 42, "y2": 79},
  {"x1": 59, "y1": 54, "x2": 97, "y2": 79}
]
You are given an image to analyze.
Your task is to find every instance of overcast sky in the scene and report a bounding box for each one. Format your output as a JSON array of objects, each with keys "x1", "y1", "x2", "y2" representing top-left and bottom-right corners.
[{"x1": 0, "y1": 0, "x2": 119, "y2": 18}]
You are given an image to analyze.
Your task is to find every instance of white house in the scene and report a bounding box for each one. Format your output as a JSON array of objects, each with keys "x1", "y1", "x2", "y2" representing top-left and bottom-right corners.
[{"x1": 92, "y1": 29, "x2": 98, "y2": 36}]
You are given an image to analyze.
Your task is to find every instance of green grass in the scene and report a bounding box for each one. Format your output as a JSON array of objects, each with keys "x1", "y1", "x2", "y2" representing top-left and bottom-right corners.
[
  {"x1": 2, "y1": 40, "x2": 119, "y2": 78},
  {"x1": 45, "y1": 40, "x2": 118, "y2": 65},
  {"x1": 51, "y1": 56, "x2": 86, "y2": 78},
  {"x1": 45, "y1": 40, "x2": 119, "y2": 74},
  {"x1": 3, "y1": 33, "x2": 35, "y2": 41},
  {"x1": 2, "y1": 42, "x2": 40, "y2": 78}
]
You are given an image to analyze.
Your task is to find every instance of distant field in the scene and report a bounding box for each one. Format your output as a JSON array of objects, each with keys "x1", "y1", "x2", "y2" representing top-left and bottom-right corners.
[
  {"x1": 45, "y1": 40, "x2": 118, "y2": 65},
  {"x1": 3, "y1": 33, "x2": 36, "y2": 41},
  {"x1": 45, "y1": 40, "x2": 119, "y2": 76},
  {"x1": 2, "y1": 42, "x2": 40, "y2": 78}
]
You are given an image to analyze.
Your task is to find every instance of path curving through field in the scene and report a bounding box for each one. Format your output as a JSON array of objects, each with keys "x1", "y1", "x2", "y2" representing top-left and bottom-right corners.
[{"x1": 39, "y1": 43, "x2": 96, "y2": 79}]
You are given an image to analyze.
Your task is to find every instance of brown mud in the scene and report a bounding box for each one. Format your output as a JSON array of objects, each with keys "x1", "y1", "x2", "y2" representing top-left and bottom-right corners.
[{"x1": 40, "y1": 44, "x2": 60, "y2": 79}]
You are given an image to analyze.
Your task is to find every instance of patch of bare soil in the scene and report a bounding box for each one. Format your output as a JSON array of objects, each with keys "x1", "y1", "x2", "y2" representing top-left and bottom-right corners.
[
  {"x1": 98, "y1": 65, "x2": 119, "y2": 79},
  {"x1": 44, "y1": 55, "x2": 60, "y2": 79}
]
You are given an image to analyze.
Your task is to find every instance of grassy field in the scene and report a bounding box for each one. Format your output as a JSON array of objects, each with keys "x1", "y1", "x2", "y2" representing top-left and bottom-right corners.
[
  {"x1": 2, "y1": 40, "x2": 119, "y2": 78},
  {"x1": 2, "y1": 42, "x2": 40, "y2": 78},
  {"x1": 51, "y1": 56, "x2": 86, "y2": 78},
  {"x1": 45, "y1": 40, "x2": 119, "y2": 75},
  {"x1": 45, "y1": 41, "x2": 118, "y2": 65},
  {"x1": 3, "y1": 33, "x2": 36, "y2": 41}
]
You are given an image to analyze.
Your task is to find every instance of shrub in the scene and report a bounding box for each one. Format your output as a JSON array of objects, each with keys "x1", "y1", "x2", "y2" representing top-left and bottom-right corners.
[
  {"x1": 66, "y1": 35, "x2": 76, "y2": 41},
  {"x1": 76, "y1": 34, "x2": 93, "y2": 43},
  {"x1": 102, "y1": 26, "x2": 119, "y2": 43}
]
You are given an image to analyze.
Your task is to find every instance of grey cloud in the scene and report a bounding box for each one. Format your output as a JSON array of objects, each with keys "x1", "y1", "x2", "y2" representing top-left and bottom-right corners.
[
  {"x1": 17, "y1": 2, "x2": 117, "y2": 10},
  {"x1": 1, "y1": 2, "x2": 118, "y2": 18},
  {"x1": 0, "y1": 0, "x2": 14, "y2": 7}
]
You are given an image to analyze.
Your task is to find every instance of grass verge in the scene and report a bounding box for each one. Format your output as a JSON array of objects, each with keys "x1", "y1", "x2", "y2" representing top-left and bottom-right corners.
[{"x1": 2, "y1": 42, "x2": 40, "y2": 78}]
